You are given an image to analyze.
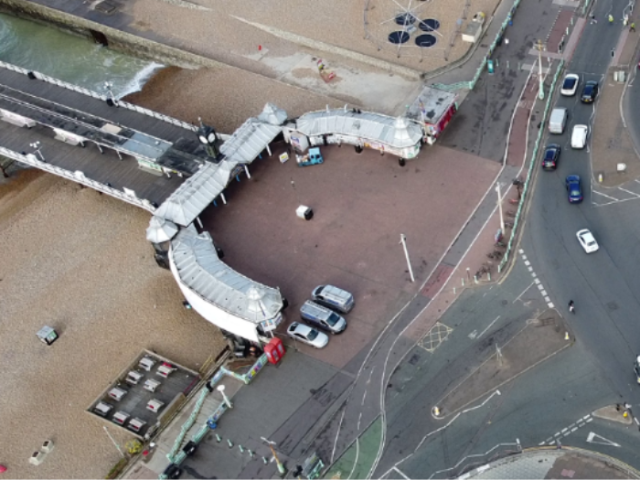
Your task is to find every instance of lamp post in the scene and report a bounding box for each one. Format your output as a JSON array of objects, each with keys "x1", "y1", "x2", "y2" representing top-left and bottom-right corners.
[
  {"x1": 30, "y1": 141, "x2": 44, "y2": 161},
  {"x1": 536, "y1": 40, "x2": 545, "y2": 100},
  {"x1": 260, "y1": 437, "x2": 286, "y2": 476},
  {"x1": 217, "y1": 385, "x2": 232, "y2": 409},
  {"x1": 399, "y1": 234, "x2": 415, "y2": 283},
  {"x1": 495, "y1": 183, "x2": 505, "y2": 232}
]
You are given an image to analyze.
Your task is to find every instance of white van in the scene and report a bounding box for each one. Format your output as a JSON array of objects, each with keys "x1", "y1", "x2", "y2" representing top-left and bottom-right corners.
[
  {"x1": 548, "y1": 108, "x2": 568, "y2": 134},
  {"x1": 300, "y1": 300, "x2": 347, "y2": 334}
]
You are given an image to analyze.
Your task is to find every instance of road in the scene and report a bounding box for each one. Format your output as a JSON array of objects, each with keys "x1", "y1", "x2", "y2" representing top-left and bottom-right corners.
[{"x1": 364, "y1": 0, "x2": 640, "y2": 477}]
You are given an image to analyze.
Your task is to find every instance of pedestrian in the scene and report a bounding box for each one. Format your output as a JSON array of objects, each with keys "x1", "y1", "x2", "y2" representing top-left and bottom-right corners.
[
  {"x1": 625, "y1": 402, "x2": 632, "y2": 409},
  {"x1": 616, "y1": 403, "x2": 621, "y2": 411},
  {"x1": 609, "y1": 14, "x2": 614, "y2": 24},
  {"x1": 631, "y1": 22, "x2": 636, "y2": 32},
  {"x1": 591, "y1": 14, "x2": 598, "y2": 24}
]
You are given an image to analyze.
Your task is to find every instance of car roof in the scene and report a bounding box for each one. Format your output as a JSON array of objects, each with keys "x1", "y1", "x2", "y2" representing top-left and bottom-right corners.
[
  {"x1": 288, "y1": 322, "x2": 310, "y2": 333},
  {"x1": 566, "y1": 175, "x2": 580, "y2": 182},
  {"x1": 577, "y1": 229, "x2": 592, "y2": 237},
  {"x1": 546, "y1": 144, "x2": 560, "y2": 149},
  {"x1": 585, "y1": 80, "x2": 598, "y2": 86},
  {"x1": 573, "y1": 124, "x2": 588, "y2": 131}
]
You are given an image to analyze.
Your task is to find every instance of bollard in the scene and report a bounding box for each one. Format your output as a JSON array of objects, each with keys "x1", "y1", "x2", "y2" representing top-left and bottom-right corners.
[
  {"x1": 216, "y1": 434, "x2": 222, "y2": 443},
  {"x1": 565, "y1": 332, "x2": 570, "y2": 341},
  {"x1": 488, "y1": 272, "x2": 491, "y2": 281},
  {"x1": 239, "y1": 445, "x2": 245, "y2": 453},
  {"x1": 474, "y1": 275, "x2": 478, "y2": 284},
  {"x1": 227, "y1": 439, "x2": 234, "y2": 448}
]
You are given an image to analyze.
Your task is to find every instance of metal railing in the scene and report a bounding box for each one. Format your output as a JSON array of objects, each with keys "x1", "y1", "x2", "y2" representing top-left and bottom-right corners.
[
  {"x1": 433, "y1": 0, "x2": 524, "y2": 91},
  {"x1": 0, "y1": 61, "x2": 197, "y2": 132},
  {"x1": 0, "y1": 147, "x2": 157, "y2": 213},
  {"x1": 498, "y1": 60, "x2": 564, "y2": 272}
]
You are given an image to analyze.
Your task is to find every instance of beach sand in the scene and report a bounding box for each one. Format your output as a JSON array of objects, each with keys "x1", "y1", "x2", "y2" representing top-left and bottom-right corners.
[
  {"x1": 124, "y1": 65, "x2": 345, "y2": 133},
  {"x1": 0, "y1": 168, "x2": 227, "y2": 478}
]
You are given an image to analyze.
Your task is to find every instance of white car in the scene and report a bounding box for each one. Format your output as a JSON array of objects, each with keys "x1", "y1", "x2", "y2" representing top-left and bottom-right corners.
[
  {"x1": 287, "y1": 322, "x2": 329, "y2": 348},
  {"x1": 576, "y1": 229, "x2": 599, "y2": 253},
  {"x1": 561, "y1": 73, "x2": 580, "y2": 96},
  {"x1": 571, "y1": 124, "x2": 588, "y2": 149}
]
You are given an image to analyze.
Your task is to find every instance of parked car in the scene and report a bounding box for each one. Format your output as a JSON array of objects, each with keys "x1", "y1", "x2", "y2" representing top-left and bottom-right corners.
[
  {"x1": 581, "y1": 81, "x2": 599, "y2": 103},
  {"x1": 542, "y1": 144, "x2": 561, "y2": 170},
  {"x1": 576, "y1": 229, "x2": 599, "y2": 253},
  {"x1": 571, "y1": 124, "x2": 588, "y2": 149},
  {"x1": 561, "y1": 73, "x2": 580, "y2": 96},
  {"x1": 300, "y1": 300, "x2": 347, "y2": 334},
  {"x1": 312, "y1": 285, "x2": 354, "y2": 313},
  {"x1": 565, "y1": 175, "x2": 583, "y2": 203},
  {"x1": 287, "y1": 322, "x2": 329, "y2": 348}
]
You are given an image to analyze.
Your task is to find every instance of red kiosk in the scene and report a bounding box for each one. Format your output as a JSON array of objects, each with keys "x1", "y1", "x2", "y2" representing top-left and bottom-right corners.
[
  {"x1": 407, "y1": 86, "x2": 458, "y2": 145},
  {"x1": 264, "y1": 337, "x2": 285, "y2": 365}
]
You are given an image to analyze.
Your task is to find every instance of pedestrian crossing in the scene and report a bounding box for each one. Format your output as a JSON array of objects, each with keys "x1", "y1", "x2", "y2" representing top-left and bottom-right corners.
[{"x1": 592, "y1": 179, "x2": 640, "y2": 206}]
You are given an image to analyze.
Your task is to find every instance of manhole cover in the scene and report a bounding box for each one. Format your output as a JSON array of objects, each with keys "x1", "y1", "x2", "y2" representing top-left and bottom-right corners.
[
  {"x1": 419, "y1": 18, "x2": 441, "y2": 31},
  {"x1": 415, "y1": 34, "x2": 437, "y2": 47},
  {"x1": 395, "y1": 13, "x2": 417, "y2": 25},
  {"x1": 389, "y1": 31, "x2": 411, "y2": 44}
]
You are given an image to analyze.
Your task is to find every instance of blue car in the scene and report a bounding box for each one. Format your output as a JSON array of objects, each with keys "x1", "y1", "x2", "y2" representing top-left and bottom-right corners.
[{"x1": 566, "y1": 175, "x2": 583, "y2": 203}]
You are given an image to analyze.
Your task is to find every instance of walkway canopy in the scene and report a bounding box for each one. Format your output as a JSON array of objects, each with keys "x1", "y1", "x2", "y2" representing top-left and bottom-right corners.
[
  {"x1": 295, "y1": 108, "x2": 423, "y2": 149},
  {"x1": 169, "y1": 228, "x2": 284, "y2": 338}
]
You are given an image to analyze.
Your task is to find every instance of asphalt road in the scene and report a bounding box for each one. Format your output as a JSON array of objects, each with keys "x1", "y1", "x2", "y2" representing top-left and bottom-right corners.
[{"x1": 524, "y1": 0, "x2": 640, "y2": 407}]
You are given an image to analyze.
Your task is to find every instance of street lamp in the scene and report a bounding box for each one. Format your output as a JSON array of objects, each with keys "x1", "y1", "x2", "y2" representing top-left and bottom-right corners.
[
  {"x1": 399, "y1": 234, "x2": 415, "y2": 283},
  {"x1": 217, "y1": 385, "x2": 232, "y2": 409},
  {"x1": 30, "y1": 141, "x2": 44, "y2": 161},
  {"x1": 495, "y1": 183, "x2": 505, "y2": 232},
  {"x1": 260, "y1": 437, "x2": 287, "y2": 476},
  {"x1": 536, "y1": 39, "x2": 545, "y2": 100}
]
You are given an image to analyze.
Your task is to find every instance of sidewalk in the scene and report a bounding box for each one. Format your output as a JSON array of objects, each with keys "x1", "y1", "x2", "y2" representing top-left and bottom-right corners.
[{"x1": 591, "y1": 22, "x2": 640, "y2": 187}]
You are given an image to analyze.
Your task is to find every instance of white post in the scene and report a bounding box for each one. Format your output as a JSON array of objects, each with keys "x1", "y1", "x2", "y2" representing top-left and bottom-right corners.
[
  {"x1": 495, "y1": 184, "x2": 505, "y2": 232},
  {"x1": 399, "y1": 234, "x2": 415, "y2": 283},
  {"x1": 217, "y1": 385, "x2": 233, "y2": 409},
  {"x1": 537, "y1": 40, "x2": 545, "y2": 100}
]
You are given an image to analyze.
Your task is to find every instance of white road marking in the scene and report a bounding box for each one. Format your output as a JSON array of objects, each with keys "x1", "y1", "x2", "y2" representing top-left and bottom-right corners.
[
  {"x1": 531, "y1": 272, "x2": 537, "y2": 278},
  {"x1": 537, "y1": 284, "x2": 545, "y2": 291},
  {"x1": 521, "y1": 254, "x2": 527, "y2": 260},
  {"x1": 357, "y1": 411, "x2": 362, "y2": 430},
  {"x1": 519, "y1": 248, "x2": 524, "y2": 254},
  {"x1": 528, "y1": 266, "x2": 533, "y2": 272},
  {"x1": 394, "y1": 467, "x2": 411, "y2": 480},
  {"x1": 548, "y1": 302, "x2": 554, "y2": 308},
  {"x1": 534, "y1": 278, "x2": 541, "y2": 285},
  {"x1": 524, "y1": 260, "x2": 531, "y2": 266},
  {"x1": 513, "y1": 281, "x2": 535, "y2": 303},
  {"x1": 571, "y1": 427, "x2": 578, "y2": 433},
  {"x1": 619, "y1": 187, "x2": 640, "y2": 198},
  {"x1": 479, "y1": 316, "x2": 501, "y2": 338},
  {"x1": 330, "y1": 408, "x2": 346, "y2": 463},
  {"x1": 592, "y1": 190, "x2": 620, "y2": 201},
  {"x1": 541, "y1": 290, "x2": 547, "y2": 296},
  {"x1": 586, "y1": 431, "x2": 621, "y2": 447},
  {"x1": 587, "y1": 417, "x2": 593, "y2": 423},
  {"x1": 347, "y1": 438, "x2": 360, "y2": 479},
  {"x1": 362, "y1": 390, "x2": 367, "y2": 406}
]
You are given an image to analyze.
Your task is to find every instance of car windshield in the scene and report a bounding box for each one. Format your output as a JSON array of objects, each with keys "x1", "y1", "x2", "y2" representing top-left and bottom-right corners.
[
  {"x1": 587, "y1": 240, "x2": 596, "y2": 246},
  {"x1": 327, "y1": 313, "x2": 340, "y2": 326},
  {"x1": 545, "y1": 150, "x2": 555, "y2": 160},
  {"x1": 307, "y1": 329, "x2": 318, "y2": 341},
  {"x1": 584, "y1": 86, "x2": 593, "y2": 94},
  {"x1": 564, "y1": 78, "x2": 576, "y2": 88},
  {"x1": 571, "y1": 189, "x2": 581, "y2": 196}
]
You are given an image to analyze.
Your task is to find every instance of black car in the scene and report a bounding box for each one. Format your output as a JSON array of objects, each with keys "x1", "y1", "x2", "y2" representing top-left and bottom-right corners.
[
  {"x1": 581, "y1": 81, "x2": 599, "y2": 103},
  {"x1": 542, "y1": 144, "x2": 561, "y2": 170}
]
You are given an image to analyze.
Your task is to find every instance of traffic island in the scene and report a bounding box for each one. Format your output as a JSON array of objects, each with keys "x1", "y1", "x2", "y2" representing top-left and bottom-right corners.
[
  {"x1": 592, "y1": 405, "x2": 634, "y2": 425},
  {"x1": 435, "y1": 309, "x2": 571, "y2": 416}
]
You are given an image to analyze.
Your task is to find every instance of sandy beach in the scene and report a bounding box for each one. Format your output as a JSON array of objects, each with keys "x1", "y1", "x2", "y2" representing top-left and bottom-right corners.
[{"x1": 0, "y1": 167, "x2": 227, "y2": 478}]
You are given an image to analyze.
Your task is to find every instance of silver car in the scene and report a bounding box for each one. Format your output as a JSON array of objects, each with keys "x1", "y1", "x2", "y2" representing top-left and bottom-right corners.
[
  {"x1": 311, "y1": 285, "x2": 355, "y2": 313},
  {"x1": 287, "y1": 322, "x2": 329, "y2": 348}
]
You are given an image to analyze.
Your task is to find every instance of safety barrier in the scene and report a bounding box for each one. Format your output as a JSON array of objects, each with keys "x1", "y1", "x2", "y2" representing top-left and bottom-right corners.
[
  {"x1": 0, "y1": 146, "x2": 157, "y2": 213},
  {"x1": 498, "y1": 60, "x2": 564, "y2": 272},
  {"x1": 432, "y1": 0, "x2": 524, "y2": 92},
  {"x1": 0, "y1": 61, "x2": 197, "y2": 132}
]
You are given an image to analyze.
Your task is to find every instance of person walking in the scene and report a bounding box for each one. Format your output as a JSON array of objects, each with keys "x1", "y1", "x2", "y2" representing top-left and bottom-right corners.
[
  {"x1": 631, "y1": 22, "x2": 636, "y2": 32},
  {"x1": 568, "y1": 300, "x2": 575, "y2": 314},
  {"x1": 609, "y1": 14, "x2": 615, "y2": 24}
]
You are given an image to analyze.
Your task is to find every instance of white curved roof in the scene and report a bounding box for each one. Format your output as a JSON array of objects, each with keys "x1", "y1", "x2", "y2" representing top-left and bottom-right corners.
[
  {"x1": 154, "y1": 161, "x2": 238, "y2": 227},
  {"x1": 295, "y1": 109, "x2": 423, "y2": 149},
  {"x1": 170, "y1": 228, "x2": 283, "y2": 323}
]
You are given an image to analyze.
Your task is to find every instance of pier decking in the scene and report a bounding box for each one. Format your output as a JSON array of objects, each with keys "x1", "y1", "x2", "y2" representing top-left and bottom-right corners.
[{"x1": 0, "y1": 64, "x2": 211, "y2": 208}]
